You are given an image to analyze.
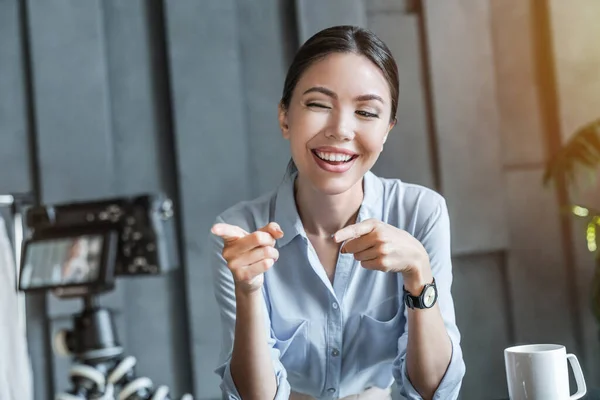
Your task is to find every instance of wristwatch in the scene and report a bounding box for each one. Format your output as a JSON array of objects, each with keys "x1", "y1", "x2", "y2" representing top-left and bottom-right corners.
[{"x1": 403, "y1": 278, "x2": 437, "y2": 309}]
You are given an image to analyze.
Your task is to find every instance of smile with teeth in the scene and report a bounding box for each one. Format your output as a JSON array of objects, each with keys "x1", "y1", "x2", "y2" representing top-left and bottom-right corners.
[{"x1": 314, "y1": 150, "x2": 357, "y2": 163}]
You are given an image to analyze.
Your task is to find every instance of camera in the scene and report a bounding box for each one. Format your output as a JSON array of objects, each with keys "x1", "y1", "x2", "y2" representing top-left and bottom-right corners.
[
  {"x1": 18, "y1": 193, "x2": 179, "y2": 298},
  {"x1": 14, "y1": 194, "x2": 191, "y2": 399}
]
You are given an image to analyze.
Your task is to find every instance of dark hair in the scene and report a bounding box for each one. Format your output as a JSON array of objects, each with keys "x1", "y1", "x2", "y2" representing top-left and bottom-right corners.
[
  {"x1": 281, "y1": 25, "x2": 399, "y2": 177},
  {"x1": 281, "y1": 25, "x2": 399, "y2": 122}
]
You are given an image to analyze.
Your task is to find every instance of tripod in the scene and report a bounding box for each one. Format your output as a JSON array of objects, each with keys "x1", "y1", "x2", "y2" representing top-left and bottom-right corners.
[{"x1": 54, "y1": 295, "x2": 192, "y2": 400}]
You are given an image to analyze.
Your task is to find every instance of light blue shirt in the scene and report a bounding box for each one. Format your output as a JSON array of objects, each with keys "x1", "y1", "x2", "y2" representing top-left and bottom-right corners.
[{"x1": 210, "y1": 170, "x2": 466, "y2": 400}]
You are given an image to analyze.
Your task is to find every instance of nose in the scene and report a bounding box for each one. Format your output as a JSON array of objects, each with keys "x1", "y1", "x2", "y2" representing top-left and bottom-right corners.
[{"x1": 325, "y1": 110, "x2": 355, "y2": 141}]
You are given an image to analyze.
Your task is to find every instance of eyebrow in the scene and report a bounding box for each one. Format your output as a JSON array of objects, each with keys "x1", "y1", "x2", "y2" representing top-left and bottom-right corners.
[
  {"x1": 303, "y1": 86, "x2": 337, "y2": 99},
  {"x1": 302, "y1": 86, "x2": 384, "y2": 104},
  {"x1": 354, "y1": 94, "x2": 384, "y2": 104}
]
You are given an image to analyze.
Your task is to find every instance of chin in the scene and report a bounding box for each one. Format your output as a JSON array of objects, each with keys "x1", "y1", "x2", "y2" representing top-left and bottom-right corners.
[{"x1": 305, "y1": 170, "x2": 363, "y2": 196}]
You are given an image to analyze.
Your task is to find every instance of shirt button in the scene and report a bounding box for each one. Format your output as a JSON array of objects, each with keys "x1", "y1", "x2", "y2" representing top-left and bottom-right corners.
[
  {"x1": 332, "y1": 302, "x2": 339, "y2": 310},
  {"x1": 331, "y1": 348, "x2": 340, "y2": 357},
  {"x1": 327, "y1": 388, "x2": 336, "y2": 393}
]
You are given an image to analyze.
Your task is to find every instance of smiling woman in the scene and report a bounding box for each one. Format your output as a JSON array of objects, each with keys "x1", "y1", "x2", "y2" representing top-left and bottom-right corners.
[
  {"x1": 281, "y1": 51, "x2": 394, "y2": 186},
  {"x1": 209, "y1": 26, "x2": 465, "y2": 400},
  {"x1": 279, "y1": 27, "x2": 398, "y2": 193}
]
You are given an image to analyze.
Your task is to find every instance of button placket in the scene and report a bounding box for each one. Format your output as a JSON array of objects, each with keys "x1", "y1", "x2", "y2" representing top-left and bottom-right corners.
[{"x1": 324, "y1": 293, "x2": 342, "y2": 399}]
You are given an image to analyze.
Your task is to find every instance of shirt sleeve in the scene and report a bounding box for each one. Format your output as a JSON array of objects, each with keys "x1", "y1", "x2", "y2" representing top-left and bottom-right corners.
[
  {"x1": 393, "y1": 198, "x2": 466, "y2": 399},
  {"x1": 210, "y1": 216, "x2": 291, "y2": 400}
]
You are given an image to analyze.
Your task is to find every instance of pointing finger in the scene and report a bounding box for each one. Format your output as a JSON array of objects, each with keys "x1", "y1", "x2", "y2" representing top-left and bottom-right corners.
[
  {"x1": 333, "y1": 219, "x2": 378, "y2": 243},
  {"x1": 226, "y1": 231, "x2": 276, "y2": 256},
  {"x1": 211, "y1": 223, "x2": 249, "y2": 242}
]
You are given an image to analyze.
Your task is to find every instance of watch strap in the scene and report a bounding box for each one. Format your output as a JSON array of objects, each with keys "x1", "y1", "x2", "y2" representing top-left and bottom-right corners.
[{"x1": 403, "y1": 278, "x2": 436, "y2": 309}]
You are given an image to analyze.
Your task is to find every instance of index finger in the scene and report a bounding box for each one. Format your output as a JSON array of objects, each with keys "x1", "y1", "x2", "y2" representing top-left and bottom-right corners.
[
  {"x1": 211, "y1": 223, "x2": 249, "y2": 242},
  {"x1": 333, "y1": 219, "x2": 378, "y2": 243}
]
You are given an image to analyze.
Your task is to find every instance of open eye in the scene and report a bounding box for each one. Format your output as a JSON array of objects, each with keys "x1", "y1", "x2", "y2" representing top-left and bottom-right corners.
[{"x1": 356, "y1": 110, "x2": 379, "y2": 119}]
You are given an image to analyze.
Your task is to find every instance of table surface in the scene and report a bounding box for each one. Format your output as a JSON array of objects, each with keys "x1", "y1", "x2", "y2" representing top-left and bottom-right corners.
[{"x1": 495, "y1": 388, "x2": 600, "y2": 399}]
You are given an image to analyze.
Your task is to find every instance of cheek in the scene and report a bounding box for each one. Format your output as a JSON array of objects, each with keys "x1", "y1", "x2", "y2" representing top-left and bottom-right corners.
[
  {"x1": 356, "y1": 127, "x2": 388, "y2": 154},
  {"x1": 287, "y1": 110, "x2": 326, "y2": 141},
  {"x1": 298, "y1": 108, "x2": 329, "y2": 127}
]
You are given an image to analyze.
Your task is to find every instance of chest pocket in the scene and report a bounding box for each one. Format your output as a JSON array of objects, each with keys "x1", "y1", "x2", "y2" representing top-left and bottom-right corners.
[
  {"x1": 271, "y1": 317, "x2": 310, "y2": 377},
  {"x1": 355, "y1": 298, "x2": 404, "y2": 371}
]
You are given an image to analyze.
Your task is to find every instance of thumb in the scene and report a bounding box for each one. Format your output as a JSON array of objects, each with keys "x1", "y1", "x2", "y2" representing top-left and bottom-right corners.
[{"x1": 258, "y1": 222, "x2": 284, "y2": 240}]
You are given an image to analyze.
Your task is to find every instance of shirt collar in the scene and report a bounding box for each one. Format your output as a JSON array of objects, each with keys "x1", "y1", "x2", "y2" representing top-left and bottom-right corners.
[
  {"x1": 273, "y1": 170, "x2": 384, "y2": 248},
  {"x1": 273, "y1": 172, "x2": 305, "y2": 248},
  {"x1": 360, "y1": 169, "x2": 384, "y2": 219}
]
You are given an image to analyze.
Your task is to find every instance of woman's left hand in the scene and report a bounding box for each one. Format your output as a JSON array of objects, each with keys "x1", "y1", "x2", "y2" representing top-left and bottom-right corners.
[{"x1": 333, "y1": 218, "x2": 430, "y2": 279}]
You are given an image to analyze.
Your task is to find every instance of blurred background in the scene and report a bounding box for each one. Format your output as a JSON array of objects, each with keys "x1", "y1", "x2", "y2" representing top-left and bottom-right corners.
[{"x1": 1, "y1": 0, "x2": 600, "y2": 399}]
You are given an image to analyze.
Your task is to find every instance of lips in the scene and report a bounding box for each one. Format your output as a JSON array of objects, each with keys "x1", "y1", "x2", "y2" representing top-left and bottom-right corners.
[
  {"x1": 310, "y1": 147, "x2": 359, "y2": 173},
  {"x1": 313, "y1": 146, "x2": 358, "y2": 157}
]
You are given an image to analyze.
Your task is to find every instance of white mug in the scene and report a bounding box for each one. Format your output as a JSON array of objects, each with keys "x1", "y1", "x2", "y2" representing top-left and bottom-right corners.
[{"x1": 504, "y1": 344, "x2": 586, "y2": 400}]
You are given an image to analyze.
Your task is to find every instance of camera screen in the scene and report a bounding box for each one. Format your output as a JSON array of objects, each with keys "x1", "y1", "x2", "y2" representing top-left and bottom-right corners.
[{"x1": 20, "y1": 235, "x2": 104, "y2": 289}]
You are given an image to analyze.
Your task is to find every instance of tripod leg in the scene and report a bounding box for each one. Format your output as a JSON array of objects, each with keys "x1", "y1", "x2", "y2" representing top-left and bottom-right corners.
[{"x1": 55, "y1": 363, "x2": 108, "y2": 400}]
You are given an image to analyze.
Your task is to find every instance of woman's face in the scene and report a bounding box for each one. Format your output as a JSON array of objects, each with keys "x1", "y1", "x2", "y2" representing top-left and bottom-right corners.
[{"x1": 279, "y1": 52, "x2": 395, "y2": 195}]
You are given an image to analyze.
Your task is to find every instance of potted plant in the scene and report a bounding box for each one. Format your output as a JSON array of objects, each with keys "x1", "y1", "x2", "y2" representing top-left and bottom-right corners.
[{"x1": 544, "y1": 118, "x2": 600, "y2": 322}]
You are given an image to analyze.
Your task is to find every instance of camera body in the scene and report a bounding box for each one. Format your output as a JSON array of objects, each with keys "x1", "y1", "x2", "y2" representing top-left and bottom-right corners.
[{"x1": 18, "y1": 194, "x2": 179, "y2": 297}]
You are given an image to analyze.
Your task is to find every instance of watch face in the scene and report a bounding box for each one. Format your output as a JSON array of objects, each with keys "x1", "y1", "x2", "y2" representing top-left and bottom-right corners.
[{"x1": 423, "y1": 285, "x2": 437, "y2": 308}]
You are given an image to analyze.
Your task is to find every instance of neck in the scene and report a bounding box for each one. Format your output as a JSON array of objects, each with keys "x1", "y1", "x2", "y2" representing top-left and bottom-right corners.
[{"x1": 294, "y1": 174, "x2": 364, "y2": 239}]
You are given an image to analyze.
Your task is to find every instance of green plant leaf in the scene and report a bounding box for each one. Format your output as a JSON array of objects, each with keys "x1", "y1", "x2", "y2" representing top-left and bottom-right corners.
[{"x1": 544, "y1": 118, "x2": 600, "y2": 191}]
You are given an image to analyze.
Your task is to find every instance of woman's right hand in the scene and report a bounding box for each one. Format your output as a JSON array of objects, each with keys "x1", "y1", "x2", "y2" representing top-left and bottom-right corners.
[{"x1": 211, "y1": 222, "x2": 284, "y2": 293}]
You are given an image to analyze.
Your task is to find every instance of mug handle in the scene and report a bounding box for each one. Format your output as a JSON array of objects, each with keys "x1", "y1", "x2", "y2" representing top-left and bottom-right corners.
[{"x1": 567, "y1": 353, "x2": 587, "y2": 399}]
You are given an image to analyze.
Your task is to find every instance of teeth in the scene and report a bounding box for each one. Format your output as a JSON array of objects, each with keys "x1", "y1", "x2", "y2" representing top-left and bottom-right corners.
[{"x1": 316, "y1": 151, "x2": 353, "y2": 162}]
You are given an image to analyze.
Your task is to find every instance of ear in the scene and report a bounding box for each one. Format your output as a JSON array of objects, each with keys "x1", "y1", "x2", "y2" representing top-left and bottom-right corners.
[
  {"x1": 388, "y1": 117, "x2": 397, "y2": 134},
  {"x1": 381, "y1": 118, "x2": 396, "y2": 151},
  {"x1": 380, "y1": 134, "x2": 388, "y2": 153},
  {"x1": 279, "y1": 103, "x2": 290, "y2": 139}
]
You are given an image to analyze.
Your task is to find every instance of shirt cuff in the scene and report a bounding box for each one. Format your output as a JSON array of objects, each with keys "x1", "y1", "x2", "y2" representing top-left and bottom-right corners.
[
  {"x1": 397, "y1": 336, "x2": 466, "y2": 400},
  {"x1": 218, "y1": 360, "x2": 291, "y2": 400}
]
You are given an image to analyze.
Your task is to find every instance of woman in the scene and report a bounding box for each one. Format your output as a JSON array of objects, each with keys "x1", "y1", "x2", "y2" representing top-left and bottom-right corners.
[
  {"x1": 210, "y1": 26, "x2": 465, "y2": 400},
  {"x1": 61, "y1": 238, "x2": 94, "y2": 283}
]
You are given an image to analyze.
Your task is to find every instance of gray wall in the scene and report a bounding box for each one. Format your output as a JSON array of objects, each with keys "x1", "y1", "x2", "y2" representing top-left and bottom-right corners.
[{"x1": 1, "y1": 1, "x2": 598, "y2": 399}]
